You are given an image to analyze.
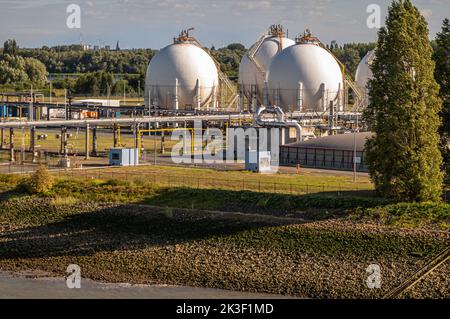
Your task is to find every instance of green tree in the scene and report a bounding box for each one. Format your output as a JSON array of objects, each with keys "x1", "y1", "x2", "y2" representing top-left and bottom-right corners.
[
  {"x1": 434, "y1": 18, "x2": 450, "y2": 181},
  {"x1": 24, "y1": 57, "x2": 48, "y2": 85},
  {"x1": 0, "y1": 55, "x2": 28, "y2": 84},
  {"x1": 3, "y1": 39, "x2": 18, "y2": 56},
  {"x1": 227, "y1": 43, "x2": 246, "y2": 51},
  {"x1": 364, "y1": 0, "x2": 444, "y2": 202}
]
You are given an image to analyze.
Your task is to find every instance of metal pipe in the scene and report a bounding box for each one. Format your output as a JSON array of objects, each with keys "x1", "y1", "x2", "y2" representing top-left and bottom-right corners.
[
  {"x1": 85, "y1": 124, "x2": 90, "y2": 160},
  {"x1": 174, "y1": 78, "x2": 179, "y2": 110},
  {"x1": 195, "y1": 79, "x2": 201, "y2": 111},
  {"x1": 9, "y1": 128, "x2": 14, "y2": 163},
  {"x1": 113, "y1": 124, "x2": 119, "y2": 148},
  {"x1": 30, "y1": 126, "x2": 36, "y2": 162},
  {"x1": 297, "y1": 82, "x2": 303, "y2": 112},
  {"x1": 92, "y1": 126, "x2": 98, "y2": 157},
  {"x1": 0, "y1": 114, "x2": 253, "y2": 128},
  {"x1": 255, "y1": 106, "x2": 302, "y2": 142},
  {"x1": 321, "y1": 83, "x2": 327, "y2": 112}
]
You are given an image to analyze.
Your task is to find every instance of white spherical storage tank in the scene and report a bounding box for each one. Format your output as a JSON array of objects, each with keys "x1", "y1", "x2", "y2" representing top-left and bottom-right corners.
[
  {"x1": 238, "y1": 31, "x2": 295, "y2": 100},
  {"x1": 355, "y1": 50, "x2": 375, "y2": 92},
  {"x1": 267, "y1": 38, "x2": 344, "y2": 112},
  {"x1": 145, "y1": 34, "x2": 219, "y2": 110}
]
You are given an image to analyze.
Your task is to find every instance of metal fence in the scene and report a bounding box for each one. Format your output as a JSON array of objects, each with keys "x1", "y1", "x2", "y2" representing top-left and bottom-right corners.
[{"x1": 54, "y1": 167, "x2": 373, "y2": 197}]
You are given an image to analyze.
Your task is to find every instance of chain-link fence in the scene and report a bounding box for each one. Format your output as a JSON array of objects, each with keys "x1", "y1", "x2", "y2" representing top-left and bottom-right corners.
[{"x1": 53, "y1": 167, "x2": 373, "y2": 198}]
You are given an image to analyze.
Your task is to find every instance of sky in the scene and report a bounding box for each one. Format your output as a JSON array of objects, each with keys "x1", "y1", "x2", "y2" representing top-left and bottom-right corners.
[{"x1": 0, "y1": 0, "x2": 449, "y2": 49}]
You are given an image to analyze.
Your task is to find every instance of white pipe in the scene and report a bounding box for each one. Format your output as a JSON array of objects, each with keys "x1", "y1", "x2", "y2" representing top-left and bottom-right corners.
[
  {"x1": 195, "y1": 79, "x2": 201, "y2": 111},
  {"x1": 255, "y1": 106, "x2": 302, "y2": 142},
  {"x1": 321, "y1": 83, "x2": 327, "y2": 112},
  {"x1": 174, "y1": 78, "x2": 179, "y2": 111},
  {"x1": 263, "y1": 81, "x2": 269, "y2": 106},
  {"x1": 0, "y1": 114, "x2": 253, "y2": 128},
  {"x1": 274, "y1": 86, "x2": 281, "y2": 107},
  {"x1": 153, "y1": 86, "x2": 159, "y2": 115},
  {"x1": 211, "y1": 83, "x2": 217, "y2": 111},
  {"x1": 252, "y1": 93, "x2": 257, "y2": 114},
  {"x1": 297, "y1": 82, "x2": 303, "y2": 112}
]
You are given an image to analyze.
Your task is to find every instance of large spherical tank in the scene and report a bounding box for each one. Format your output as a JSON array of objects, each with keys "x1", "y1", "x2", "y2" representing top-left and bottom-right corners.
[
  {"x1": 146, "y1": 43, "x2": 219, "y2": 109},
  {"x1": 355, "y1": 50, "x2": 375, "y2": 92},
  {"x1": 238, "y1": 36, "x2": 295, "y2": 98},
  {"x1": 267, "y1": 43, "x2": 343, "y2": 112}
]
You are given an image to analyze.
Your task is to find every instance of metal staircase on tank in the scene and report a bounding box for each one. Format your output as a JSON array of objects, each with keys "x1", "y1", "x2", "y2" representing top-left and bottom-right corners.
[
  {"x1": 312, "y1": 37, "x2": 366, "y2": 113},
  {"x1": 247, "y1": 32, "x2": 270, "y2": 76},
  {"x1": 245, "y1": 26, "x2": 286, "y2": 106},
  {"x1": 344, "y1": 74, "x2": 365, "y2": 112},
  {"x1": 190, "y1": 37, "x2": 238, "y2": 111}
]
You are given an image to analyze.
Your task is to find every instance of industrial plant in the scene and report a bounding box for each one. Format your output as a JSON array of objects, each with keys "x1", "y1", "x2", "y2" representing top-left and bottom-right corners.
[
  {"x1": 0, "y1": 0, "x2": 448, "y2": 303},
  {"x1": 0, "y1": 25, "x2": 375, "y2": 173}
]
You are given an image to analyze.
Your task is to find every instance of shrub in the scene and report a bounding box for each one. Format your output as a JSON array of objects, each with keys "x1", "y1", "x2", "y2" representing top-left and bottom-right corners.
[{"x1": 26, "y1": 166, "x2": 54, "y2": 194}]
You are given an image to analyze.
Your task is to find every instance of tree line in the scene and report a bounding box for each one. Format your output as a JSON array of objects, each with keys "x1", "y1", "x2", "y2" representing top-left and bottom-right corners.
[{"x1": 1, "y1": 39, "x2": 378, "y2": 95}]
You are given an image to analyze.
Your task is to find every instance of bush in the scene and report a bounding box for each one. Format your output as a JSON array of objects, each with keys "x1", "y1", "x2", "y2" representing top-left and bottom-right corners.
[{"x1": 26, "y1": 166, "x2": 54, "y2": 194}]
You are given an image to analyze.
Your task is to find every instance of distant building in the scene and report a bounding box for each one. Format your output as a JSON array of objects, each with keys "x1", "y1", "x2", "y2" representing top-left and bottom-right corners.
[{"x1": 116, "y1": 41, "x2": 120, "y2": 51}]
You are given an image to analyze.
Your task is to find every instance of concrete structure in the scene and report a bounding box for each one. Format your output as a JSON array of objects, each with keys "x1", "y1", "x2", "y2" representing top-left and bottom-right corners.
[
  {"x1": 109, "y1": 148, "x2": 139, "y2": 166},
  {"x1": 280, "y1": 132, "x2": 373, "y2": 172},
  {"x1": 238, "y1": 25, "x2": 295, "y2": 108},
  {"x1": 267, "y1": 33, "x2": 344, "y2": 113},
  {"x1": 145, "y1": 29, "x2": 219, "y2": 111},
  {"x1": 245, "y1": 150, "x2": 272, "y2": 173}
]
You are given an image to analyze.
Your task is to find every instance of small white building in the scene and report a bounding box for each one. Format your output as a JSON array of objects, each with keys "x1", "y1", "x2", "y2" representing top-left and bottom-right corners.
[{"x1": 73, "y1": 99, "x2": 121, "y2": 107}]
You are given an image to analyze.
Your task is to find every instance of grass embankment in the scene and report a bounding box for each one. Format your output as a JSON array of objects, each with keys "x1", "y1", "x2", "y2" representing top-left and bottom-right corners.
[
  {"x1": 0, "y1": 172, "x2": 448, "y2": 298},
  {"x1": 58, "y1": 164, "x2": 374, "y2": 194}
]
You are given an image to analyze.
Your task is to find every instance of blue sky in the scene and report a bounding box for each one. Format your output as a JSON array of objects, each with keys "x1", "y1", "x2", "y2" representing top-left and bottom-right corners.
[{"x1": 0, "y1": 0, "x2": 449, "y2": 49}]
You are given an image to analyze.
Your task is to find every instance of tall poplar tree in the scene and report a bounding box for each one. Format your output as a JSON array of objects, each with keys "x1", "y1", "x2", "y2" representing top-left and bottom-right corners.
[
  {"x1": 434, "y1": 18, "x2": 450, "y2": 181},
  {"x1": 364, "y1": 0, "x2": 444, "y2": 202}
]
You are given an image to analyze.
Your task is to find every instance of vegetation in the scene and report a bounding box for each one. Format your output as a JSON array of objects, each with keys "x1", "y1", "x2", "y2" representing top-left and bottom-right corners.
[
  {"x1": 0, "y1": 40, "x2": 48, "y2": 87},
  {"x1": 328, "y1": 42, "x2": 377, "y2": 78},
  {"x1": 0, "y1": 38, "x2": 378, "y2": 94},
  {"x1": 364, "y1": 0, "x2": 444, "y2": 202},
  {"x1": 0, "y1": 166, "x2": 447, "y2": 298},
  {"x1": 0, "y1": 166, "x2": 447, "y2": 230},
  {"x1": 434, "y1": 18, "x2": 450, "y2": 182},
  {"x1": 25, "y1": 166, "x2": 54, "y2": 194},
  {"x1": 0, "y1": 196, "x2": 447, "y2": 298}
]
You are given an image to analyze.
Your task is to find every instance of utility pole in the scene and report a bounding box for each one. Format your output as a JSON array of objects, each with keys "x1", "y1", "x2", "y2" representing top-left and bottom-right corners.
[
  {"x1": 49, "y1": 81, "x2": 52, "y2": 104},
  {"x1": 138, "y1": 80, "x2": 141, "y2": 103},
  {"x1": 353, "y1": 112, "x2": 359, "y2": 183},
  {"x1": 64, "y1": 89, "x2": 67, "y2": 120},
  {"x1": 123, "y1": 80, "x2": 126, "y2": 106},
  {"x1": 29, "y1": 85, "x2": 33, "y2": 121}
]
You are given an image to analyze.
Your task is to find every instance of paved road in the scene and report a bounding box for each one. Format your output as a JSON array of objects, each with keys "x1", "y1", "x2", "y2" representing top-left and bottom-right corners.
[{"x1": 0, "y1": 272, "x2": 294, "y2": 299}]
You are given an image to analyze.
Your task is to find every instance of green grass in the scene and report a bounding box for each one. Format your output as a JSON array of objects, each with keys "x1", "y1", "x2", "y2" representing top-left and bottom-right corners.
[
  {"x1": 58, "y1": 164, "x2": 374, "y2": 194},
  {"x1": 1, "y1": 171, "x2": 447, "y2": 229},
  {"x1": 355, "y1": 202, "x2": 450, "y2": 229}
]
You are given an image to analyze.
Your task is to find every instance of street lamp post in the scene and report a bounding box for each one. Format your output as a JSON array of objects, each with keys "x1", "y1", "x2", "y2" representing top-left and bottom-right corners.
[{"x1": 353, "y1": 111, "x2": 359, "y2": 183}]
